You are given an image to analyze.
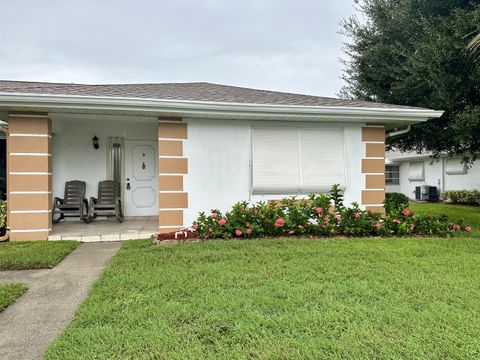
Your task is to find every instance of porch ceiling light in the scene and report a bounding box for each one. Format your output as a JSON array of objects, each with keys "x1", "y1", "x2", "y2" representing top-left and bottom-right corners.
[{"x1": 92, "y1": 135, "x2": 99, "y2": 150}]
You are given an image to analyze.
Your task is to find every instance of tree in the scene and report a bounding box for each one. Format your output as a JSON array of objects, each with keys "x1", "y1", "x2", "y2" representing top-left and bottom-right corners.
[{"x1": 340, "y1": 0, "x2": 480, "y2": 162}]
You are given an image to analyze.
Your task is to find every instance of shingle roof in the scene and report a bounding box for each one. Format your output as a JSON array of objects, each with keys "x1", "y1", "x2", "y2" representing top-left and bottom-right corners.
[{"x1": 0, "y1": 80, "x2": 425, "y2": 110}]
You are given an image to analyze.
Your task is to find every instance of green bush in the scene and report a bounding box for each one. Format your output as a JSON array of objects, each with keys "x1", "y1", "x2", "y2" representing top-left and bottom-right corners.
[
  {"x1": 384, "y1": 192, "x2": 410, "y2": 216},
  {"x1": 192, "y1": 186, "x2": 470, "y2": 239},
  {"x1": 443, "y1": 190, "x2": 480, "y2": 205},
  {"x1": 0, "y1": 200, "x2": 6, "y2": 233}
]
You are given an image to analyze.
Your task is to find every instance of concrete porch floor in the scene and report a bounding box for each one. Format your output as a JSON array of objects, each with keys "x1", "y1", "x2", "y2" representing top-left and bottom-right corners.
[{"x1": 49, "y1": 216, "x2": 158, "y2": 242}]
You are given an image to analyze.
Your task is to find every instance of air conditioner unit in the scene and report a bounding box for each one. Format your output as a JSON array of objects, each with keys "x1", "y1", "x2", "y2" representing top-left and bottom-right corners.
[{"x1": 415, "y1": 186, "x2": 438, "y2": 201}]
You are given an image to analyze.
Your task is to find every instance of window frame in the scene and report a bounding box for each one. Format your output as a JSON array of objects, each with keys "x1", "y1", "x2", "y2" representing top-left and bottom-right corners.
[
  {"x1": 250, "y1": 126, "x2": 347, "y2": 195},
  {"x1": 385, "y1": 164, "x2": 400, "y2": 185}
]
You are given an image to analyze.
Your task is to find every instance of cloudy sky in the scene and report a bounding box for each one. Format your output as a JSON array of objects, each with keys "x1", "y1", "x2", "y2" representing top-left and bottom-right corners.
[{"x1": 0, "y1": 0, "x2": 358, "y2": 97}]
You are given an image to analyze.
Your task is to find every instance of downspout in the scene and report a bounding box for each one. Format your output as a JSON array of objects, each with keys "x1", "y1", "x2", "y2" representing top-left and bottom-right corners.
[
  {"x1": 386, "y1": 125, "x2": 411, "y2": 138},
  {"x1": 0, "y1": 126, "x2": 9, "y2": 241}
]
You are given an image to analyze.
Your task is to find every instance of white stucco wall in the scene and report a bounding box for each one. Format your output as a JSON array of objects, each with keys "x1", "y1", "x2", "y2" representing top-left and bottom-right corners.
[
  {"x1": 183, "y1": 118, "x2": 364, "y2": 225},
  {"x1": 51, "y1": 114, "x2": 157, "y2": 203},
  {"x1": 388, "y1": 157, "x2": 480, "y2": 199}
]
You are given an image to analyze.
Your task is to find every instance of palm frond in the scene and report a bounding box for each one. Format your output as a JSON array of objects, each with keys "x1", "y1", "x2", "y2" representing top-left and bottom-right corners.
[{"x1": 466, "y1": 32, "x2": 480, "y2": 63}]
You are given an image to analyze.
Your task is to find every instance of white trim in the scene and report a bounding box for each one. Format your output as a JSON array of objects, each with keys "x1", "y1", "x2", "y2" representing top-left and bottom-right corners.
[
  {"x1": 159, "y1": 208, "x2": 184, "y2": 211},
  {"x1": 365, "y1": 204, "x2": 384, "y2": 207},
  {"x1": 9, "y1": 191, "x2": 51, "y2": 194},
  {"x1": 364, "y1": 125, "x2": 385, "y2": 128},
  {"x1": 158, "y1": 155, "x2": 185, "y2": 159},
  {"x1": 158, "y1": 120, "x2": 183, "y2": 124},
  {"x1": 363, "y1": 188, "x2": 385, "y2": 191},
  {"x1": 158, "y1": 191, "x2": 185, "y2": 193},
  {"x1": 362, "y1": 141, "x2": 385, "y2": 144},
  {"x1": 363, "y1": 173, "x2": 384, "y2": 176},
  {"x1": 158, "y1": 173, "x2": 185, "y2": 176},
  {"x1": 9, "y1": 152, "x2": 51, "y2": 156},
  {"x1": 9, "y1": 114, "x2": 49, "y2": 118},
  {"x1": 158, "y1": 137, "x2": 184, "y2": 141},
  {"x1": 10, "y1": 228, "x2": 52, "y2": 233},
  {"x1": 9, "y1": 172, "x2": 51, "y2": 175},
  {"x1": 365, "y1": 157, "x2": 385, "y2": 160},
  {"x1": 9, "y1": 133, "x2": 51, "y2": 138},
  {"x1": 158, "y1": 225, "x2": 182, "y2": 229},
  {"x1": 0, "y1": 92, "x2": 444, "y2": 124},
  {"x1": 10, "y1": 209, "x2": 51, "y2": 214}
]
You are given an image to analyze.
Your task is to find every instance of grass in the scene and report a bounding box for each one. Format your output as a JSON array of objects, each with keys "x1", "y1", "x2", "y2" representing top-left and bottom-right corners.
[
  {"x1": 410, "y1": 202, "x2": 480, "y2": 237},
  {"x1": 0, "y1": 241, "x2": 79, "y2": 271},
  {"x1": 45, "y1": 238, "x2": 480, "y2": 359},
  {"x1": 0, "y1": 282, "x2": 28, "y2": 312}
]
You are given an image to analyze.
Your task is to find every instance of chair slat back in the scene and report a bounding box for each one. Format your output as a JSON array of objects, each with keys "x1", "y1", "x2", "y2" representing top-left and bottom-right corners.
[
  {"x1": 63, "y1": 181, "x2": 86, "y2": 205},
  {"x1": 97, "y1": 180, "x2": 119, "y2": 204}
]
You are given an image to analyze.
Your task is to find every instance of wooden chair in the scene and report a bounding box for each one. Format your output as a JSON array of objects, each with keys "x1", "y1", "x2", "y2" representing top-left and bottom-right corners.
[
  {"x1": 52, "y1": 181, "x2": 89, "y2": 223},
  {"x1": 87, "y1": 180, "x2": 123, "y2": 223}
]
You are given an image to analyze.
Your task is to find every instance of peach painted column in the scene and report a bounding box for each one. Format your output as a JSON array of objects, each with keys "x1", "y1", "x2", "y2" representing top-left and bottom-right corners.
[
  {"x1": 361, "y1": 126, "x2": 386, "y2": 213},
  {"x1": 8, "y1": 114, "x2": 52, "y2": 241},
  {"x1": 158, "y1": 117, "x2": 188, "y2": 233}
]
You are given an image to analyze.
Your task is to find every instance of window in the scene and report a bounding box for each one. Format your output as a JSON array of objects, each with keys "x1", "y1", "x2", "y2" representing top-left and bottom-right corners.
[
  {"x1": 385, "y1": 165, "x2": 400, "y2": 185},
  {"x1": 445, "y1": 158, "x2": 467, "y2": 175},
  {"x1": 408, "y1": 161, "x2": 425, "y2": 181},
  {"x1": 252, "y1": 127, "x2": 346, "y2": 194}
]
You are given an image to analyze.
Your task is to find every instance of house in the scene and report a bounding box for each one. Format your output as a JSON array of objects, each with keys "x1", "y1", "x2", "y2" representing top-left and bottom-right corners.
[
  {"x1": 386, "y1": 151, "x2": 480, "y2": 199},
  {"x1": 0, "y1": 80, "x2": 442, "y2": 241}
]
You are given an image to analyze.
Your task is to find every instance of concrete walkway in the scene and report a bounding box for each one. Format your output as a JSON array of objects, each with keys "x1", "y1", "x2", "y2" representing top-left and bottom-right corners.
[{"x1": 0, "y1": 242, "x2": 121, "y2": 360}]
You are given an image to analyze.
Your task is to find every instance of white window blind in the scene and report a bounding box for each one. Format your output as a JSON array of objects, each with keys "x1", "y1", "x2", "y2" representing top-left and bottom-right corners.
[
  {"x1": 252, "y1": 128, "x2": 346, "y2": 194},
  {"x1": 445, "y1": 158, "x2": 467, "y2": 175},
  {"x1": 408, "y1": 162, "x2": 425, "y2": 181}
]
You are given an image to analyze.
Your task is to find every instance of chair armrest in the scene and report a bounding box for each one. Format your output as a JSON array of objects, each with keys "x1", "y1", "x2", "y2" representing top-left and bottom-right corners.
[
  {"x1": 90, "y1": 197, "x2": 98, "y2": 204},
  {"x1": 53, "y1": 197, "x2": 64, "y2": 205}
]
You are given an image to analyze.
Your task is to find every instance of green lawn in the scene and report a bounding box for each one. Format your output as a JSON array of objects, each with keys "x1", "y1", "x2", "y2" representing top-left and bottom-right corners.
[
  {"x1": 0, "y1": 283, "x2": 28, "y2": 312},
  {"x1": 46, "y1": 238, "x2": 480, "y2": 359},
  {"x1": 410, "y1": 202, "x2": 480, "y2": 237},
  {"x1": 0, "y1": 241, "x2": 79, "y2": 271}
]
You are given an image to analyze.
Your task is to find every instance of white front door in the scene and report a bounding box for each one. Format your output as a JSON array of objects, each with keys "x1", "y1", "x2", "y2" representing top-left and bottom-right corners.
[{"x1": 124, "y1": 140, "x2": 158, "y2": 216}]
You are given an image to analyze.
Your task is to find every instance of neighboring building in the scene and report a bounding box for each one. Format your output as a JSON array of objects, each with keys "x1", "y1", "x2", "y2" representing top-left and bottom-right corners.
[
  {"x1": 386, "y1": 151, "x2": 480, "y2": 199},
  {"x1": 0, "y1": 80, "x2": 442, "y2": 240}
]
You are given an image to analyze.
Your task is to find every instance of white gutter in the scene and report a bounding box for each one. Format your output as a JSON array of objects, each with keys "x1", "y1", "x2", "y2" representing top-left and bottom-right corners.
[
  {"x1": 387, "y1": 125, "x2": 412, "y2": 137},
  {"x1": 0, "y1": 93, "x2": 444, "y2": 123}
]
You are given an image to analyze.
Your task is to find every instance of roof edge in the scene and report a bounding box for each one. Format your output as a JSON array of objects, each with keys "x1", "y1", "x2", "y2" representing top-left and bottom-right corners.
[{"x1": 0, "y1": 92, "x2": 444, "y2": 123}]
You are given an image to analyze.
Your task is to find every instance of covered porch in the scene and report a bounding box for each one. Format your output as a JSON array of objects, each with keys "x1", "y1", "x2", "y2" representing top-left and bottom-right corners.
[{"x1": 49, "y1": 216, "x2": 157, "y2": 242}]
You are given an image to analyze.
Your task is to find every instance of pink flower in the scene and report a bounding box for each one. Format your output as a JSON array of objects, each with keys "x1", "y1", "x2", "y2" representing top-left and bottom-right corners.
[
  {"x1": 465, "y1": 226, "x2": 472, "y2": 232},
  {"x1": 453, "y1": 224, "x2": 461, "y2": 231},
  {"x1": 241, "y1": 207, "x2": 245, "y2": 212},
  {"x1": 375, "y1": 223, "x2": 381, "y2": 230},
  {"x1": 334, "y1": 214, "x2": 342, "y2": 222},
  {"x1": 260, "y1": 214, "x2": 265, "y2": 219},
  {"x1": 192, "y1": 224, "x2": 199, "y2": 230},
  {"x1": 218, "y1": 218, "x2": 227, "y2": 226},
  {"x1": 288, "y1": 230, "x2": 295, "y2": 235},
  {"x1": 354, "y1": 212, "x2": 360, "y2": 219},
  {"x1": 211, "y1": 213, "x2": 218, "y2": 219},
  {"x1": 208, "y1": 227, "x2": 213, "y2": 232},
  {"x1": 393, "y1": 219, "x2": 401, "y2": 224},
  {"x1": 245, "y1": 222, "x2": 250, "y2": 228},
  {"x1": 315, "y1": 207, "x2": 323, "y2": 214},
  {"x1": 254, "y1": 209, "x2": 259, "y2": 215},
  {"x1": 402, "y1": 209, "x2": 412, "y2": 217},
  {"x1": 274, "y1": 218, "x2": 285, "y2": 227},
  {"x1": 235, "y1": 229, "x2": 242, "y2": 236},
  {"x1": 246, "y1": 228, "x2": 252, "y2": 235}
]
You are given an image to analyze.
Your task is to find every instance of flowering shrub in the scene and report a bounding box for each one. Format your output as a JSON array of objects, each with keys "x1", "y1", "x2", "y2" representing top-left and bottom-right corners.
[
  {"x1": 193, "y1": 185, "x2": 471, "y2": 239},
  {"x1": 384, "y1": 192, "x2": 410, "y2": 216}
]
